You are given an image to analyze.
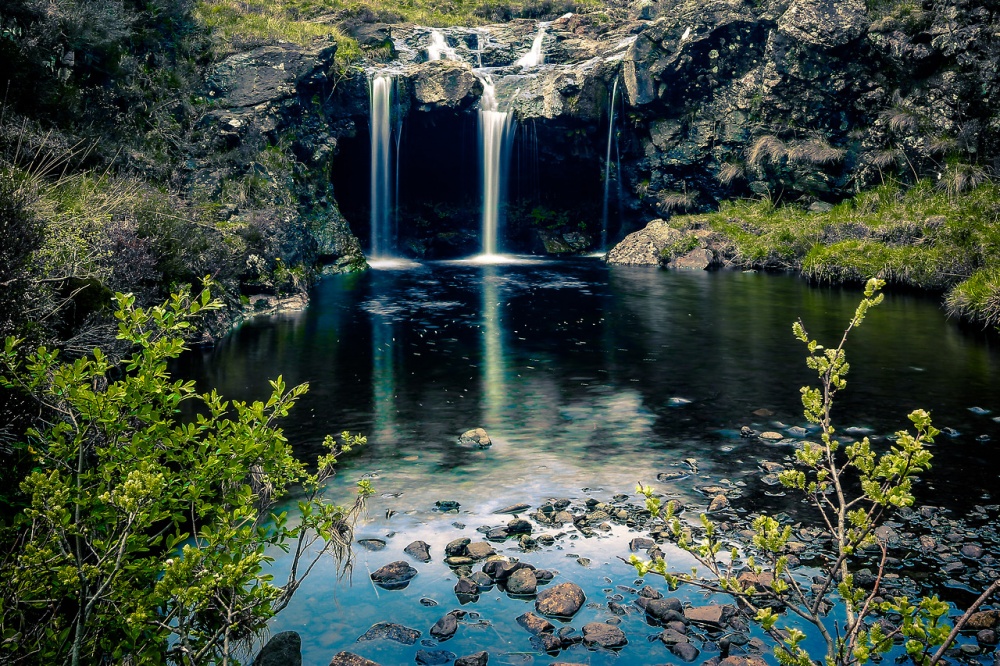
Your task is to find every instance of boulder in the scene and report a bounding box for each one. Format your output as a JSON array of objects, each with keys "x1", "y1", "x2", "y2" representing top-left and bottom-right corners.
[
  {"x1": 253, "y1": 631, "x2": 301, "y2": 666},
  {"x1": 582, "y1": 622, "x2": 628, "y2": 648},
  {"x1": 777, "y1": 0, "x2": 868, "y2": 49},
  {"x1": 411, "y1": 61, "x2": 483, "y2": 109},
  {"x1": 670, "y1": 248, "x2": 714, "y2": 271},
  {"x1": 455, "y1": 652, "x2": 489, "y2": 666},
  {"x1": 405, "y1": 540, "x2": 432, "y2": 563},
  {"x1": 606, "y1": 220, "x2": 682, "y2": 266},
  {"x1": 466, "y1": 541, "x2": 496, "y2": 560},
  {"x1": 430, "y1": 611, "x2": 460, "y2": 640},
  {"x1": 506, "y1": 567, "x2": 538, "y2": 595},
  {"x1": 685, "y1": 605, "x2": 732, "y2": 627},
  {"x1": 370, "y1": 561, "x2": 417, "y2": 589},
  {"x1": 517, "y1": 611, "x2": 555, "y2": 635},
  {"x1": 535, "y1": 582, "x2": 586, "y2": 618},
  {"x1": 459, "y1": 427, "x2": 492, "y2": 447},
  {"x1": 445, "y1": 538, "x2": 471, "y2": 556}
]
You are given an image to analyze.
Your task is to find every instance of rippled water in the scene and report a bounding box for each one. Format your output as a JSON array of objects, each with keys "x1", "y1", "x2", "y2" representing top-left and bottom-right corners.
[{"x1": 180, "y1": 260, "x2": 1000, "y2": 664}]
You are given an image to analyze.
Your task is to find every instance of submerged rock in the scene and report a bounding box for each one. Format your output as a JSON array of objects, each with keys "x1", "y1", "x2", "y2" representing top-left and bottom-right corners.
[
  {"x1": 357, "y1": 621, "x2": 421, "y2": 645},
  {"x1": 415, "y1": 649, "x2": 457, "y2": 665}
]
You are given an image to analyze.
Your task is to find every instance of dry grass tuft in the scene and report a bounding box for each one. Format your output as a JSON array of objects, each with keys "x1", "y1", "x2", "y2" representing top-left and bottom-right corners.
[
  {"x1": 748, "y1": 135, "x2": 787, "y2": 167},
  {"x1": 787, "y1": 139, "x2": 846, "y2": 166},
  {"x1": 717, "y1": 162, "x2": 745, "y2": 186},
  {"x1": 656, "y1": 190, "x2": 698, "y2": 214}
]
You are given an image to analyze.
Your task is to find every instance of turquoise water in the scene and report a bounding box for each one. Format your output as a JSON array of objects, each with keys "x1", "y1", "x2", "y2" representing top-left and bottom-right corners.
[{"x1": 181, "y1": 260, "x2": 1000, "y2": 664}]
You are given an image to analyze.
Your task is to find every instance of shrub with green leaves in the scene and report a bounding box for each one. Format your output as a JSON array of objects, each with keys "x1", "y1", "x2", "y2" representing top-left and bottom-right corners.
[
  {"x1": 631, "y1": 279, "x2": 990, "y2": 666},
  {"x1": 0, "y1": 282, "x2": 371, "y2": 665}
]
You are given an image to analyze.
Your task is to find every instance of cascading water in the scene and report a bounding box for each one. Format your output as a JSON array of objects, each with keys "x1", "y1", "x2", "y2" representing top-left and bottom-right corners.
[
  {"x1": 478, "y1": 78, "x2": 515, "y2": 257},
  {"x1": 369, "y1": 73, "x2": 394, "y2": 258},
  {"x1": 426, "y1": 30, "x2": 457, "y2": 61},
  {"x1": 515, "y1": 25, "x2": 546, "y2": 67},
  {"x1": 601, "y1": 77, "x2": 620, "y2": 251}
]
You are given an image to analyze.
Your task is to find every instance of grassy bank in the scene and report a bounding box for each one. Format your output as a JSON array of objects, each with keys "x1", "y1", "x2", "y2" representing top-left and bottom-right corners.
[
  {"x1": 193, "y1": 0, "x2": 601, "y2": 60},
  {"x1": 669, "y1": 180, "x2": 1000, "y2": 327}
]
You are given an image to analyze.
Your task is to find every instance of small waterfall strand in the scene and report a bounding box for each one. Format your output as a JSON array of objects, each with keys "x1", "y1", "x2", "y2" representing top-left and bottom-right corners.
[
  {"x1": 479, "y1": 77, "x2": 515, "y2": 257},
  {"x1": 601, "y1": 76, "x2": 620, "y2": 252},
  {"x1": 370, "y1": 73, "x2": 394, "y2": 258},
  {"x1": 515, "y1": 26, "x2": 546, "y2": 67},
  {"x1": 427, "y1": 30, "x2": 457, "y2": 61}
]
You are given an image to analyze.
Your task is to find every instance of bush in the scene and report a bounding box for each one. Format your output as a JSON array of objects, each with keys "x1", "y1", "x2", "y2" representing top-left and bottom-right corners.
[{"x1": 0, "y1": 283, "x2": 370, "y2": 664}]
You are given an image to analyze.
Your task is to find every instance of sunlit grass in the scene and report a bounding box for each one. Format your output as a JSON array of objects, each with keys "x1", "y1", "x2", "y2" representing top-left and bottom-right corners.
[{"x1": 678, "y1": 180, "x2": 1000, "y2": 326}]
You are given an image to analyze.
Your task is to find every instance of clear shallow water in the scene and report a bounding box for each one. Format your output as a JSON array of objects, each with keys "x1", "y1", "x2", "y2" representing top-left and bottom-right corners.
[{"x1": 180, "y1": 260, "x2": 1000, "y2": 664}]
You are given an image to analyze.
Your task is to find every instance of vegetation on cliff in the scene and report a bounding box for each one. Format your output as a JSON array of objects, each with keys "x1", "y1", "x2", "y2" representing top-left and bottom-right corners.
[{"x1": 662, "y1": 180, "x2": 1000, "y2": 327}]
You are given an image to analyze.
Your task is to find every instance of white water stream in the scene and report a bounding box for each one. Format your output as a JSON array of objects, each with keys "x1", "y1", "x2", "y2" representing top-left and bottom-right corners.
[
  {"x1": 478, "y1": 78, "x2": 514, "y2": 257},
  {"x1": 369, "y1": 74, "x2": 394, "y2": 258}
]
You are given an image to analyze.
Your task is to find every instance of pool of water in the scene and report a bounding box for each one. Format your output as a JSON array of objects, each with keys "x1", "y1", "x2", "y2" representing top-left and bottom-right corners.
[{"x1": 180, "y1": 259, "x2": 1000, "y2": 664}]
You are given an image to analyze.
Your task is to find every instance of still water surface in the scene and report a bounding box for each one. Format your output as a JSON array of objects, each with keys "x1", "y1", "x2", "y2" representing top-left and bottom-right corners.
[{"x1": 181, "y1": 260, "x2": 1000, "y2": 664}]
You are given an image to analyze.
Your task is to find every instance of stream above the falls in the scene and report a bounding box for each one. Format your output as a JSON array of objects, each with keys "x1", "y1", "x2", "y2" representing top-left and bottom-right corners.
[{"x1": 179, "y1": 260, "x2": 1000, "y2": 664}]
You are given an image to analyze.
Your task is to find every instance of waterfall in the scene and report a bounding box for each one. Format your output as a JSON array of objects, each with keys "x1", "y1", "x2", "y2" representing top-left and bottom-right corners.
[
  {"x1": 427, "y1": 30, "x2": 457, "y2": 61},
  {"x1": 601, "y1": 77, "x2": 620, "y2": 252},
  {"x1": 369, "y1": 73, "x2": 393, "y2": 258},
  {"x1": 479, "y1": 78, "x2": 514, "y2": 257},
  {"x1": 515, "y1": 26, "x2": 546, "y2": 67}
]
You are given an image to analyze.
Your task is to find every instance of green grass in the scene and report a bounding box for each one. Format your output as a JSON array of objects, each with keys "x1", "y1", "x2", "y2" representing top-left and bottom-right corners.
[
  {"x1": 674, "y1": 180, "x2": 1000, "y2": 327},
  {"x1": 194, "y1": 0, "x2": 600, "y2": 57}
]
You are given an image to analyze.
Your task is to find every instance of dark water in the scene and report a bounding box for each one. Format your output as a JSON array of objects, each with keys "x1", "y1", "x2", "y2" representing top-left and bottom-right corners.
[{"x1": 180, "y1": 260, "x2": 1000, "y2": 664}]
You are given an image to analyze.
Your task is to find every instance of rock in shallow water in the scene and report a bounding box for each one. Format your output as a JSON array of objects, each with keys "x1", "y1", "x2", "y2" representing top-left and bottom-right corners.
[
  {"x1": 582, "y1": 622, "x2": 627, "y2": 648},
  {"x1": 370, "y1": 561, "x2": 417, "y2": 589},
  {"x1": 517, "y1": 611, "x2": 555, "y2": 635},
  {"x1": 506, "y1": 567, "x2": 538, "y2": 595},
  {"x1": 405, "y1": 540, "x2": 432, "y2": 562},
  {"x1": 454, "y1": 651, "x2": 489, "y2": 666},
  {"x1": 357, "y1": 621, "x2": 421, "y2": 645},
  {"x1": 328, "y1": 652, "x2": 381, "y2": 666},
  {"x1": 535, "y1": 581, "x2": 586, "y2": 618},
  {"x1": 415, "y1": 649, "x2": 456, "y2": 665},
  {"x1": 459, "y1": 427, "x2": 492, "y2": 447},
  {"x1": 252, "y1": 630, "x2": 300, "y2": 666}
]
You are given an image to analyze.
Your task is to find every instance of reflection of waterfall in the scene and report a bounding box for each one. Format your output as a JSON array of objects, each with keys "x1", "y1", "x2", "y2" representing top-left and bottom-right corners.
[
  {"x1": 369, "y1": 74, "x2": 395, "y2": 258},
  {"x1": 481, "y1": 266, "x2": 505, "y2": 430},
  {"x1": 479, "y1": 78, "x2": 514, "y2": 257},
  {"x1": 427, "y1": 30, "x2": 457, "y2": 61},
  {"x1": 372, "y1": 313, "x2": 397, "y2": 444},
  {"x1": 516, "y1": 26, "x2": 546, "y2": 67},
  {"x1": 601, "y1": 77, "x2": 620, "y2": 252}
]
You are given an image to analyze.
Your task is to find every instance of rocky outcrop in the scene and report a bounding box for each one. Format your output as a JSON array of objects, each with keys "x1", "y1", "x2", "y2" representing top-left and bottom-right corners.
[
  {"x1": 605, "y1": 219, "x2": 681, "y2": 265},
  {"x1": 411, "y1": 61, "x2": 484, "y2": 109}
]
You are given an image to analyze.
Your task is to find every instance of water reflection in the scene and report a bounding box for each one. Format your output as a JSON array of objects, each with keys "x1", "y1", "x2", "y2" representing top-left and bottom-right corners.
[
  {"x1": 179, "y1": 263, "x2": 1000, "y2": 512},
  {"x1": 176, "y1": 262, "x2": 1000, "y2": 664}
]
